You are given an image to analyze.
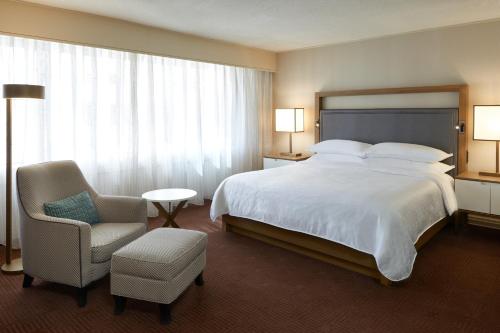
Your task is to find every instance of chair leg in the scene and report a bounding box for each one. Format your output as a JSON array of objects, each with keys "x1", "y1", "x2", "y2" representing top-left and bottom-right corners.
[
  {"x1": 22, "y1": 274, "x2": 34, "y2": 288},
  {"x1": 195, "y1": 272, "x2": 204, "y2": 286},
  {"x1": 159, "y1": 303, "x2": 171, "y2": 325},
  {"x1": 77, "y1": 287, "x2": 87, "y2": 307},
  {"x1": 114, "y1": 295, "x2": 126, "y2": 315}
]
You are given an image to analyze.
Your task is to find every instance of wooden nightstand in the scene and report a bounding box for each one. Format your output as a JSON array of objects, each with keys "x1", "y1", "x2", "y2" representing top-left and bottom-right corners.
[
  {"x1": 263, "y1": 153, "x2": 311, "y2": 169},
  {"x1": 456, "y1": 171, "x2": 500, "y2": 230}
]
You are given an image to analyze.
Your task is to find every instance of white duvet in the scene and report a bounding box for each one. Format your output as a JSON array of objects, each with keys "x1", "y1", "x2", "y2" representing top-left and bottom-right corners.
[{"x1": 210, "y1": 157, "x2": 457, "y2": 281}]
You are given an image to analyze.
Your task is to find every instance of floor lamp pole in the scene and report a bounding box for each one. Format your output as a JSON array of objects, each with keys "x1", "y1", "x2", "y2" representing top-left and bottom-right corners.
[{"x1": 1, "y1": 98, "x2": 21, "y2": 274}]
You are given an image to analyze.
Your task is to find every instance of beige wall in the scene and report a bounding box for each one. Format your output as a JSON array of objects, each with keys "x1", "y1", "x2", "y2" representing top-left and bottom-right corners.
[
  {"x1": 274, "y1": 20, "x2": 500, "y2": 172},
  {"x1": 0, "y1": 0, "x2": 276, "y2": 71}
]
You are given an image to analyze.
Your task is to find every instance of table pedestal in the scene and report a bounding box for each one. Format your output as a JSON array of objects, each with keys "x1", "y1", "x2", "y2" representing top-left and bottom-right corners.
[{"x1": 153, "y1": 201, "x2": 187, "y2": 228}]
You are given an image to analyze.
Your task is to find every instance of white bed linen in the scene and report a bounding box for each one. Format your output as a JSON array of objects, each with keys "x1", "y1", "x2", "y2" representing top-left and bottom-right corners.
[{"x1": 210, "y1": 158, "x2": 457, "y2": 281}]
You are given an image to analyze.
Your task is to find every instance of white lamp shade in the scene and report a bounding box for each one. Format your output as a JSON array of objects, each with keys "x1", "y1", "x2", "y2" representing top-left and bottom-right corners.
[
  {"x1": 474, "y1": 105, "x2": 500, "y2": 141},
  {"x1": 275, "y1": 108, "x2": 304, "y2": 132}
]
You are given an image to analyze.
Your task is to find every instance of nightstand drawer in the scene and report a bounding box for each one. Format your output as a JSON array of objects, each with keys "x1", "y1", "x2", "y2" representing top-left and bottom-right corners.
[
  {"x1": 455, "y1": 179, "x2": 490, "y2": 213},
  {"x1": 263, "y1": 158, "x2": 295, "y2": 169}
]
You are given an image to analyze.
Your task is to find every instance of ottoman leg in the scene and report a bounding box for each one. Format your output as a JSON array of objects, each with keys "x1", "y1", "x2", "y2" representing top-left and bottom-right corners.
[
  {"x1": 77, "y1": 287, "x2": 87, "y2": 308},
  {"x1": 159, "y1": 303, "x2": 171, "y2": 325},
  {"x1": 195, "y1": 271, "x2": 204, "y2": 286},
  {"x1": 114, "y1": 296, "x2": 127, "y2": 315}
]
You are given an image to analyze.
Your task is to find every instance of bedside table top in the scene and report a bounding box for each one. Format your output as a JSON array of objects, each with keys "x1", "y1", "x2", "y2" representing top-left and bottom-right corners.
[
  {"x1": 263, "y1": 153, "x2": 312, "y2": 161},
  {"x1": 456, "y1": 171, "x2": 500, "y2": 184}
]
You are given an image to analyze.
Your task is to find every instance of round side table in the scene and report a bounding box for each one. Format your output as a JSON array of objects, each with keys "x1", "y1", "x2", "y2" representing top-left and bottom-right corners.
[{"x1": 142, "y1": 188, "x2": 197, "y2": 228}]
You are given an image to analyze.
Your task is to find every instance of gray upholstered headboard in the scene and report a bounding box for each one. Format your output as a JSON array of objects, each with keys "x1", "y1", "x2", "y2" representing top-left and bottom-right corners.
[{"x1": 319, "y1": 108, "x2": 459, "y2": 174}]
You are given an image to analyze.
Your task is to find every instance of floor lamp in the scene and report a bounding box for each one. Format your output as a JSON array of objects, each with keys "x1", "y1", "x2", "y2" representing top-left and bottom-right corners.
[{"x1": 2, "y1": 84, "x2": 45, "y2": 274}]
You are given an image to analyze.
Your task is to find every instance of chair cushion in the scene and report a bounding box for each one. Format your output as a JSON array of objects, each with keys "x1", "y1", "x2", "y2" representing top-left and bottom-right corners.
[
  {"x1": 111, "y1": 228, "x2": 208, "y2": 281},
  {"x1": 44, "y1": 191, "x2": 100, "y2": 225},
  {"x1": 91, "y1": 223, "x2": 147, "y2": 263}
]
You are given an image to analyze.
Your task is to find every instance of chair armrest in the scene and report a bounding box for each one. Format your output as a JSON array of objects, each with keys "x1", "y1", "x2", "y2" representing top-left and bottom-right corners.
[
  {"x1": 36, "y1": 214, "x2": 92, "y2": 228},
  {"x1": 94, "y1": 195, "x2": 147, "y2": 224},
  {"x1": 21, "y1": 213, "x2": 92, "y2": 288}
]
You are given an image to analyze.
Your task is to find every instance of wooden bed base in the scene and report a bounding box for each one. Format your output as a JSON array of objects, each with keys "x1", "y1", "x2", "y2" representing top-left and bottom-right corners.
[{"x1": 222, "y1": 214, "x2": 453, "y2": 286}]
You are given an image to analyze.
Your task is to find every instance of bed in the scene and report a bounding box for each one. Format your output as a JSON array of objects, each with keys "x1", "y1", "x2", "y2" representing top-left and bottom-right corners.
[{"x1": 211, "y1": 85, "x2": 468, "y2": 285}]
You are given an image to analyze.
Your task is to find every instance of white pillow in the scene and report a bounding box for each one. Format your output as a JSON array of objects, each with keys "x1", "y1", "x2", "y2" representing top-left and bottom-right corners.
[
  {"x1": 307, "y1": 153, "x2": 364, "y2": 164},
  {"x1": 308, "y1": 140, "x2": 371, "y2": 157},
  {"x1": 364, "y1": 157, "x2": 455, "y2": 174},
  {"x1": 366, "y1": 142, "x2": 452, "y2": 163}
]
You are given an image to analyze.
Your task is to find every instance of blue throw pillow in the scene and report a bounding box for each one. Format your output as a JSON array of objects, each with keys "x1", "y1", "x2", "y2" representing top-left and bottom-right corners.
[{"x1": 44, "y1": 191, "x2": 100, "y2": 225}]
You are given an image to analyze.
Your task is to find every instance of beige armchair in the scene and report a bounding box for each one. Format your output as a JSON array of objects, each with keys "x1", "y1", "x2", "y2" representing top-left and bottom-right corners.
[{"x1": 16, "y1": 160, "x2": 147, "y2": 307}]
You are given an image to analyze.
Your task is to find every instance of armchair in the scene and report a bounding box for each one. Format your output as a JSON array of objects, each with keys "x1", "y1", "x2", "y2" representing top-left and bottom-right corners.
[{"x1": 16, "y1": 160, "x2": 147, "y2": 306}]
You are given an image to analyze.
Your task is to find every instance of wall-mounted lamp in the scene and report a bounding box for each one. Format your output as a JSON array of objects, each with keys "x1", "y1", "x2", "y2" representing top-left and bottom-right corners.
[
  {"x1": 474, "y1": 105, "x2": 500, "y2": 177},
  {"x1": 275, "y1": 108, "x2": 304, "y2": 157}
]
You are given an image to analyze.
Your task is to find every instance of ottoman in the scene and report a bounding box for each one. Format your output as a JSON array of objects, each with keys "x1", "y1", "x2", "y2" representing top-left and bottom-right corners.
[{"x1": 110, "y1": 228, "x2": 208, "y2": 324}]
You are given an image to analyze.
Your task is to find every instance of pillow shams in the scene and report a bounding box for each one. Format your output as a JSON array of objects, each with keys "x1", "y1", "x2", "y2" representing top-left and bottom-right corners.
[
  {"x1": 307, "y1": 153, "x2": 364, "y2": 164},
  {"x1": 366, "y1": 142, "x2": 452, "y2": 163},
  {"x1": 364, "y1": 157, "x2": 454, "y2": 174},
  {"x1": 309, "y1": 140, "x2": 371, "y2": 157}
]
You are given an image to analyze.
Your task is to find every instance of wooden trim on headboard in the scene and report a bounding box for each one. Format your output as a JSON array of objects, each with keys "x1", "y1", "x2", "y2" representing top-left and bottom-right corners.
[{"x1": 314, "y1": 84, "x2": 469, "y2": 173}]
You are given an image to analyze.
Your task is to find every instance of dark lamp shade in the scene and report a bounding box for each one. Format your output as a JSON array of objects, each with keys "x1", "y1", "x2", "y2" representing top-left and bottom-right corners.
[{"x1": 3, "y1": 84, "x2": 45, "y2": 99}]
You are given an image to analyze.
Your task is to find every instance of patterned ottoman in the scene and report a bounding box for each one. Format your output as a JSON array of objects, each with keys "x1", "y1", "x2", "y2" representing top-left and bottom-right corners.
[{"x1": 110, "y1": 228, "x2": 207, "y2": 324}]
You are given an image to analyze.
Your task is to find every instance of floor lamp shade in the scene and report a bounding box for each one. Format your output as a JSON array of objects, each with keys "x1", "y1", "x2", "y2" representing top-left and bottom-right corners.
[
  {"x1": 474, "y1": 105, "x2": 500, "y2": 177},
  {"x1": 3, "y1": 84, "x2": 45, "y2": 99},
  {"x1": 2, "y1": 84, "x2": 45, "y2": 275},
  {"x1": 275, "y1": 108, "x2": 304, "y2": 157}
]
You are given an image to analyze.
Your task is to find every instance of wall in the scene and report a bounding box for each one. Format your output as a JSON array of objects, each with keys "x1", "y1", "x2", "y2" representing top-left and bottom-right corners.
[
  {"x1": 274, "y1": 20, "x2": 500, "y2": 172},
  {"x1": 0, "y1": 0, "x2": 276, "y2": 71}
]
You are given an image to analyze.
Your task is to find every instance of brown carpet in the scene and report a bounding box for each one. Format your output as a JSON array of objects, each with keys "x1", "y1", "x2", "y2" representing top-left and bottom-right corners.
[{"x1": 1, "y1": 202, "x2": 500, "y2": 332}]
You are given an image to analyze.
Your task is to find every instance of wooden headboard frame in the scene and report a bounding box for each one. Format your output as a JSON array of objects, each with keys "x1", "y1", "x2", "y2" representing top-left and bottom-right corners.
[{"x1": 314, "y1": 84, "x2": 469, "y2": 173}]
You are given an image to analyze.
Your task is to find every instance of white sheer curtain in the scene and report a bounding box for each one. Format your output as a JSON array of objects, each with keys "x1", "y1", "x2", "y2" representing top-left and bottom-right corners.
[{"x1": 0, "y1": 35, "x2": 272, "y2": 248}]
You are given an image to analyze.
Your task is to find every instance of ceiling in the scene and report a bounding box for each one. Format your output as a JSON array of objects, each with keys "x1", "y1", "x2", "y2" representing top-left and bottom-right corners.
[{"x1": 22, "y1": 0, "x2": 500, "y2": 52}]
